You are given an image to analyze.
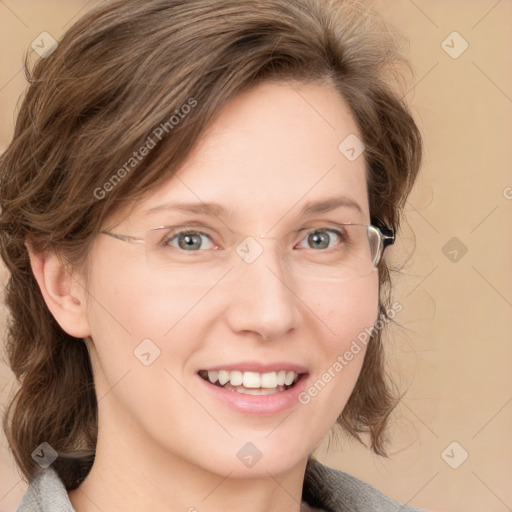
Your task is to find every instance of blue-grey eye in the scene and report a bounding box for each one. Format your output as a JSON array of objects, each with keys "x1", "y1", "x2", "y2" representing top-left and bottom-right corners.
[
  {"x1": 168, "y1": 231, "x2": 214, "y2": 251},
  {"x1": 298, "y1": 229, "x2": 343, "y2": 250}
]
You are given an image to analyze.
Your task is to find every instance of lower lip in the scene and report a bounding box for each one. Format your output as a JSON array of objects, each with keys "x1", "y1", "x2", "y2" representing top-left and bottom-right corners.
[{"x1": 197, "y1": 373, "x2": 309, "y2": 415}]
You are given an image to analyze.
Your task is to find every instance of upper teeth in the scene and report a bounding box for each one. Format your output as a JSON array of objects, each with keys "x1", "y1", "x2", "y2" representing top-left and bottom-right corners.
[{"x1": 205, "y1": 370, "x2": 299, "y2": 388}]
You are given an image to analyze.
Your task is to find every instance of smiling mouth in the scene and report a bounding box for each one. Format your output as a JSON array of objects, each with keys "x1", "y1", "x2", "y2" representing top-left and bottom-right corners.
[{"x1": 198, "y1": 369, "x2": 305, "y2": 395}]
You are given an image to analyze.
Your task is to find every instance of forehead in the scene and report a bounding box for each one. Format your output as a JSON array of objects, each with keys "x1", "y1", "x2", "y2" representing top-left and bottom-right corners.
[{"x1": 124, "y1": 80, "x2": 369, "y2": 228}]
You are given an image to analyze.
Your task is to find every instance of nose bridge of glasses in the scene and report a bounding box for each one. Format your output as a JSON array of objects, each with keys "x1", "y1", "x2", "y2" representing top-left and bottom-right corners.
[{"x1": 231, "y1": 229, "x2": 287, "y2": 267}]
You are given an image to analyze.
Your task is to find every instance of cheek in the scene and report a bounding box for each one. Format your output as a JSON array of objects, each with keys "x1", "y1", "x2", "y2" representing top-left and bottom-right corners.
[
  {"x1": 83, "y1": 256, "x2": 215, "y2": 393},
  {"x1": 307, "y1": 273, "x2": 380, "y2": 349},
  {"x1": 295, "y1": 274, "x2": 380, "y2": 430},
  {"x1": 84, "y1": 254, "x2": 191, "y2": 338},
  {"x1": 311, "y1": 274, "x2": 379, "y2": 385}
]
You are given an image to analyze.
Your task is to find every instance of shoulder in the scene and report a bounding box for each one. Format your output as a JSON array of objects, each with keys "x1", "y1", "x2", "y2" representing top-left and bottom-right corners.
[
  {"x1": 303, "y1": 458, "x2": 430, "y2": 512},
  {"x1": 16, "y1": 467, "x2": 75, "y2": 512}
]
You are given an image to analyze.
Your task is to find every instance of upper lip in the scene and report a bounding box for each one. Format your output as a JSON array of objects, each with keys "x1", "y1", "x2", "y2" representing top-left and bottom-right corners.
[{"x1": 198, "y1": 361, "x2": 309, "y2": 374}]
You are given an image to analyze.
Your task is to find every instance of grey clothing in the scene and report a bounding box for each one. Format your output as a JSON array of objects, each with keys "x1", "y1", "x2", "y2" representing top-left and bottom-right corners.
[{"x1": 16, "y1": 458, "x2": 429, "y2": 511}]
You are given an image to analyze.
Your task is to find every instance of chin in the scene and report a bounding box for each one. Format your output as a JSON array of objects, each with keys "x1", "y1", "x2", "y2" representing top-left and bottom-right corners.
[{"x1": 206, "y1": 439, "x2": 308, "y2": 479}]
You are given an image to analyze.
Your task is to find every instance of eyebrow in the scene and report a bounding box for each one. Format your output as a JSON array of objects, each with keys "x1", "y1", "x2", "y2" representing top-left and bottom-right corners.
[{"x1": 145, "y1": 196, "x2": 365, "y2": 218}]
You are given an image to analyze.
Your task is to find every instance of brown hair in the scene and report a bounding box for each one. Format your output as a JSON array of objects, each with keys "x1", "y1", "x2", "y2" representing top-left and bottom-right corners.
[{"x1": 0, "y1": 0, "x2": 421, "y2": 490}]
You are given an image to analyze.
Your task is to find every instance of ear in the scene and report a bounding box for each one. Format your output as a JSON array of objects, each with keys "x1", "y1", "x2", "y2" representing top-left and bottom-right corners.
[{"x1": 25, "y1": 241, "x2": 92, "y2": 339}]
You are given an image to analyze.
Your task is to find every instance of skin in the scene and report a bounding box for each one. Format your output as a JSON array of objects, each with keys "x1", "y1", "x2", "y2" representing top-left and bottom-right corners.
[{"x1": 28, "y1": 80, "x2": 379, "y2": 512}]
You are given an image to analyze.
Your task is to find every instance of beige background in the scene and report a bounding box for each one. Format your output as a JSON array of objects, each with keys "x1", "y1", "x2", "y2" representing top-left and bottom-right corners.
[{"x1": 0, "y1": 1, "x2": 511, "y2": 511}]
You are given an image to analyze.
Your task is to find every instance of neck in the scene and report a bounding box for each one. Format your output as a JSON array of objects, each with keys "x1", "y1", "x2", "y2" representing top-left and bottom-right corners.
[{"x1": 68, "y1": 409, "x2": 312, "y2": 512}]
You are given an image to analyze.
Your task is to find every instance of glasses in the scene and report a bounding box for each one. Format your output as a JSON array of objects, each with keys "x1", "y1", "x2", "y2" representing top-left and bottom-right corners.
[{"x1": 100, "y1": 221, "x2": 394, "y2": 285}]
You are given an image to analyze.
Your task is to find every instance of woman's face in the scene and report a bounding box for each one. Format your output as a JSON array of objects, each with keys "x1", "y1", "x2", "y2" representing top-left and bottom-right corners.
[{"x1": 79, "y1": 80, "x2": 379, "y2": 477}]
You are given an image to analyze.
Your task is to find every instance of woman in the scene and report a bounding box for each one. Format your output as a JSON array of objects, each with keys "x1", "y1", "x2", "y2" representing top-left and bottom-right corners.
[{"x1": 0, "y1": 0, "x2": 427, "y2": 511}]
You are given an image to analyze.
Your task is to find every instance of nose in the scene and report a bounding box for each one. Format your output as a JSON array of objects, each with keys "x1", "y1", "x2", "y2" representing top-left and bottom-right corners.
[{"x1": 223, "y1": 236, "x2": 301, "y2": 341}]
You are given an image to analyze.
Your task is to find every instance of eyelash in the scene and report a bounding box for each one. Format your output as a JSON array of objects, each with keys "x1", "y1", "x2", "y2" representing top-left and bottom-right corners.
[{"x1": 161, "y1": 227, "x2": 346, "y2": 252}]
